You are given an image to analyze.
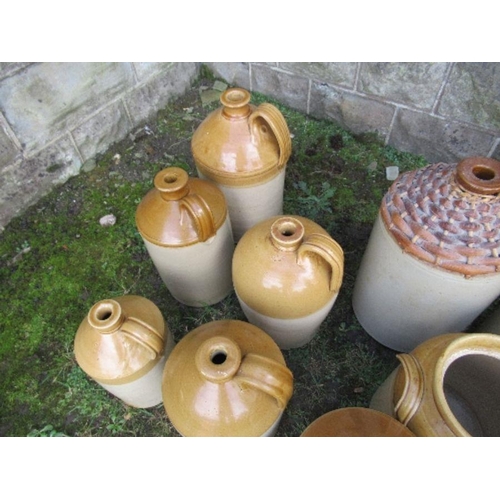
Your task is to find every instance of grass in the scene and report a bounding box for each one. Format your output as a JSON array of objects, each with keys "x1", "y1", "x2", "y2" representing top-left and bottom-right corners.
[{"x1": 0, "y1": 68, "x2": 430, "y2": 437}]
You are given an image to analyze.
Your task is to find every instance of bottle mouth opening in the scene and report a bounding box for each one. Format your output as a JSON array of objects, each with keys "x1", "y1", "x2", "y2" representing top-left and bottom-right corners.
[
  {"x1": 472, "y1": 165, "x2": 495, "y2": 181},
  {"x1": 456, "y1": 157, "x2": 500, "y2": 195},
  {"x1": 210, "y1": 350, "x2": 228, "y2": 365},
  {"x1": 88, "y1": 299, "x2": 123, "y2": 332},
  {"x1": 196, "y1": 336, "x2": 242, "y2": 383},
  {"x1": 221, "y1": 88, "x2": 251, "y2": 108},
  {"x1": 154, "y1": 167, "x2": 189, "y2": 200},
  {"x1": 270, "y1": 217, "x2": 305, "y2": 250}
]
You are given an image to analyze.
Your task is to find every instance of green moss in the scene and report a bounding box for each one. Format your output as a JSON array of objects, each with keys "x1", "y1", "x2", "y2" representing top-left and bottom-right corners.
[{"x1": 0, "y1": 77, "x2": 429, "y2": 437}]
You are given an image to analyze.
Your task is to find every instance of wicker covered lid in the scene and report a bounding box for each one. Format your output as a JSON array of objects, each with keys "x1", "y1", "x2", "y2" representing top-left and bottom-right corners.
[{"x1": 380, "y1": 157, "x2": 500, "y2": 277}]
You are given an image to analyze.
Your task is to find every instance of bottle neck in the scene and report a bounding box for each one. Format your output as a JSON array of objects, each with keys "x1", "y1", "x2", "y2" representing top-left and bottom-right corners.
[
  {"x1": 456, "y1": 157, "x2": 500, "y2": 196},
  {"x1": 270, "y1": 217, "x2": 305, "y2": 252},
  {"x1": 221, "y1": 88, "x2": 252, "y2": 119}
]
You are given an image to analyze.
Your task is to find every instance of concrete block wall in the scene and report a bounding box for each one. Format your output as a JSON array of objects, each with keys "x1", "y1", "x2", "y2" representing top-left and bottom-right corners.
[
  {"x1": 0, "y1": 62, "x2": 198, "y2": 231},
  {"x1": 207, "y1": 62, "x2": 500, "y2": 164}
]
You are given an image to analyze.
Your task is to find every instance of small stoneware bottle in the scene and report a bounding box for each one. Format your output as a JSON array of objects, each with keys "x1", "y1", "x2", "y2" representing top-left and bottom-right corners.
[
  {"x1": 191, "y1": 87, "x2": 292, "y2": 241},
  {"x1": 370, "y1": 333, "x2": 500, "y2": 436},
  {"x1": 74, "y1": 295, "x2": 175, "y2": 408},
  {"x1": 352, "y1": 156, "x2": 500, "y2": 352},
  {"x1": 135, "y1": 167, "x2": 234, "y2": 307},
  {"x1": 232, "y1": 215, "x2": 344, "y2": 349},
  {"x1": 162, "y1": 319, "x2": 294, "y2": 437},
  {"x1": 300, "y1": 407, "x2": 415, "y2": 437}
]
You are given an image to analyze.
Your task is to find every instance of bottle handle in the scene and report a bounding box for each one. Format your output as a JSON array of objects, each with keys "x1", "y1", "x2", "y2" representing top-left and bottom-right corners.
[
  {"x1": 393, "y1": 353, "x2": 425, "y2": 426},
  {"x1": 180, "y1": 193, "x2": 217, "y2": 242},
  {"x1": 120, "y1": 318, "x2": 164, "y2": 360},
  {"x1": 249, "y1": 103, "x2": 292, "y2": 170},
  {"x1": 235, "y1": 353, "x2": 294, "y2": 410},
  {"x1": 297, "y1": 233, "x2": 344, "y2": 294}
]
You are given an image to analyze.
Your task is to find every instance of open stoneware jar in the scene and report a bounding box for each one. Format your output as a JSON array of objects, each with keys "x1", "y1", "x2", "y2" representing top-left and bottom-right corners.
[
  {"x1": 300, "y1": 407, "x2": 415, "y2": 437},
  {"x1": 74, "y1": 295, "x2": 175, "y2": 408},
  {"x1": 162, "y1": 319, "x2": 293, "y2": 436},
  {"x1": 191, "y1": 87, "x2": 292, "y2": 241},
  {"x1": 135, "y1": 167, "x2": 234, "y2": 307},
  {"x1": 370, "y1": 333, "x2": 500, "y2": 436},
  {"x1": 352, "y1": 156, "x2": 500, "y2": 352},
  {"x1": 232, "y1": 215, "x2": 344, "y2": 349}
]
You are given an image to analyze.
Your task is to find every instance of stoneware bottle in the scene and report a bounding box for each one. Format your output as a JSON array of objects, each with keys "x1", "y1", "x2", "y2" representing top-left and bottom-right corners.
[
  {"x1": 74, "y1": 295, "x2": 175, "y2": 408},
  {"x1": 300, "y1": 407, "x2": 415, "y2": 437},
  {"x1": 135, "y1": 166, "x2": 234, "y2": 307},
  {"x1": 352, "y1": 156, "x2": 500, "y2": 352},
  {"x1": 162, "y1": 319, "x2": 293, "y2": 437},
  {"x1": 191, "y1": 87, "x2": 292, "y2": 241},
  {"x1": 370, "y1": 333, "x2": 500, "y2": 436},
  {"x1": 232, "y1": 215, "x2": 344, "y2": 349}
]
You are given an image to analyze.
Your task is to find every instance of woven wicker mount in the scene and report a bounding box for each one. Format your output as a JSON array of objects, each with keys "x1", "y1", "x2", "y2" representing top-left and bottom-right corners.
[{"x1": 380, "y1": 158, "x2": 500, "y2": 277}]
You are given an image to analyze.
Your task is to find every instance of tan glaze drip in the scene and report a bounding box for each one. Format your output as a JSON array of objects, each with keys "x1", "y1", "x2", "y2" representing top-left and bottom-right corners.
[
  {"x1": 391, "y1": 333, "x2": 500, "y2": 436},
  {"x1": 191, "y1": 87, "x2": 292, "y2": 187},
  {"x1": 300, "y1": 408, "x2": 415, "y2": 437},
  {"x1": 380, "y1": 157, "x2": 500, "y2": 277},
  {"x1": 162, "y1": 320, "x2": 293, "y2": 436},
  {"x1": 135, "y1": 167, "x2": 226, "y2": 247}
]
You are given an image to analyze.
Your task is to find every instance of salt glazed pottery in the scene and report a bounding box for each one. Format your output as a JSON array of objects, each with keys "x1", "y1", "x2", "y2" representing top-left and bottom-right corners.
[
  {"x1": 191, "y1": 87, "x2": 292, "y2": 241},
  {"x1": 162, "y1": 319, "x2": 293, "y2": 436},
  {"x1": 352, "y1": 156, "x2": 500, "y2": 352},
  {"x1": 370, "y1": 333, "x2": 500, "y2": 436},
  {"x1": 74, "y1": 295, "x2": 175, "y2": 408},
  {"x1": 135, "y1": 166, "x2": 234, "y2": 307},
  {"x1": 300, "y1": 407, "x2": 415, "y2": 437},
  {"x1": 232, "y1": 215, "x2": 344, "y2": 349}
]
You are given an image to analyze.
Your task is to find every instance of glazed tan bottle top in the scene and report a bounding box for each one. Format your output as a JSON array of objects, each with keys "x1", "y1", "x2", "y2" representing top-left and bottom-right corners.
[
  {"x1": 191, "y1": 88, "x2": 292, "y2": 186},
  {"x1": 135, "y1": 167, "x2": 228, "y2": 246},
  {"x1": 74, "y1": 295, "x2": 166, "y2": 384},
  {"x1": 380, "y1": 156, "x2": 500, "y2": 277},
  {"x1": 162, "y1": 319, "x2": 294, "y2": 436},
  {"x1": 232, "y1": 215, "x2": 344, "y2": 318}
]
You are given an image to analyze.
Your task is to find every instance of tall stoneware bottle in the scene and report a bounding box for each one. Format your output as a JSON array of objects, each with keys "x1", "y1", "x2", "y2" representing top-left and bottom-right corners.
[
  {"x1": 370, "y1": 333, "x2": 500, "y2": 436},
  {"x1": 232, "y1": 215, "x2": 344, "y2": 349},
  {"x1": 352, "y1": 157, "x2": 500, "y2": 352},
  {"x1": 162, "y1": 319, "x2": 294, "y2": 436},
  {"x1": 191, "y1": 87, "x2": 292, "y2": 241},
  {"x1": 136, "y1": 167, "x2": 234, "y2": 307},
  {"x1": 74, "y1": 295, "x2": 175, "y2": 408}
]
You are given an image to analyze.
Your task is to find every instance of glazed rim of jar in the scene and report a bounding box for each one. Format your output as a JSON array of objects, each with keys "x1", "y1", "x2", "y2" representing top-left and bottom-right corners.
[{"x1": 433, "y1": 333, "x2": 500, "y2": 436}]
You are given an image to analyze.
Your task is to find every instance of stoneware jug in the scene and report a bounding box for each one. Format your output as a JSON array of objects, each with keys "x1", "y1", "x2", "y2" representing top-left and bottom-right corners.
[
  {"x1": 162, "y1": 319, "x2": 294, "y2": 436},
  {"x1": 191, "y1": 87, "x2": 292, "y2": 241},
  {"x1": 352, "y1": 156, "x2": 500, "y2": 352},
  {"x1": 232, "y1": 215, "x2": 344, "y2": 349},
  {"x1": 135, "y1": 166, "x2": 234, "y2": 307},
  {"x1": 370, "y1": 333, "x2": 500, "y2": 436},
  {"x1": 74, "y1": 295, "x2": 175, "y2": 408},
  {"x1": 300, "y1": 407, "x2": 415, "y2": 437}
]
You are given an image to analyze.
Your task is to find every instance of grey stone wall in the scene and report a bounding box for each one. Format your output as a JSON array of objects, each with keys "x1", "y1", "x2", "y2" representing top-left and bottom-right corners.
[
  {"x1": 207, "y1": 62, "x2": 500, "y2": 164},
  {"x1": 2, "y1": 61, "x2": 499, "y2": 232},
  {"x1": 0, "y1": 62, "x2": 198, "y2": 231}
]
